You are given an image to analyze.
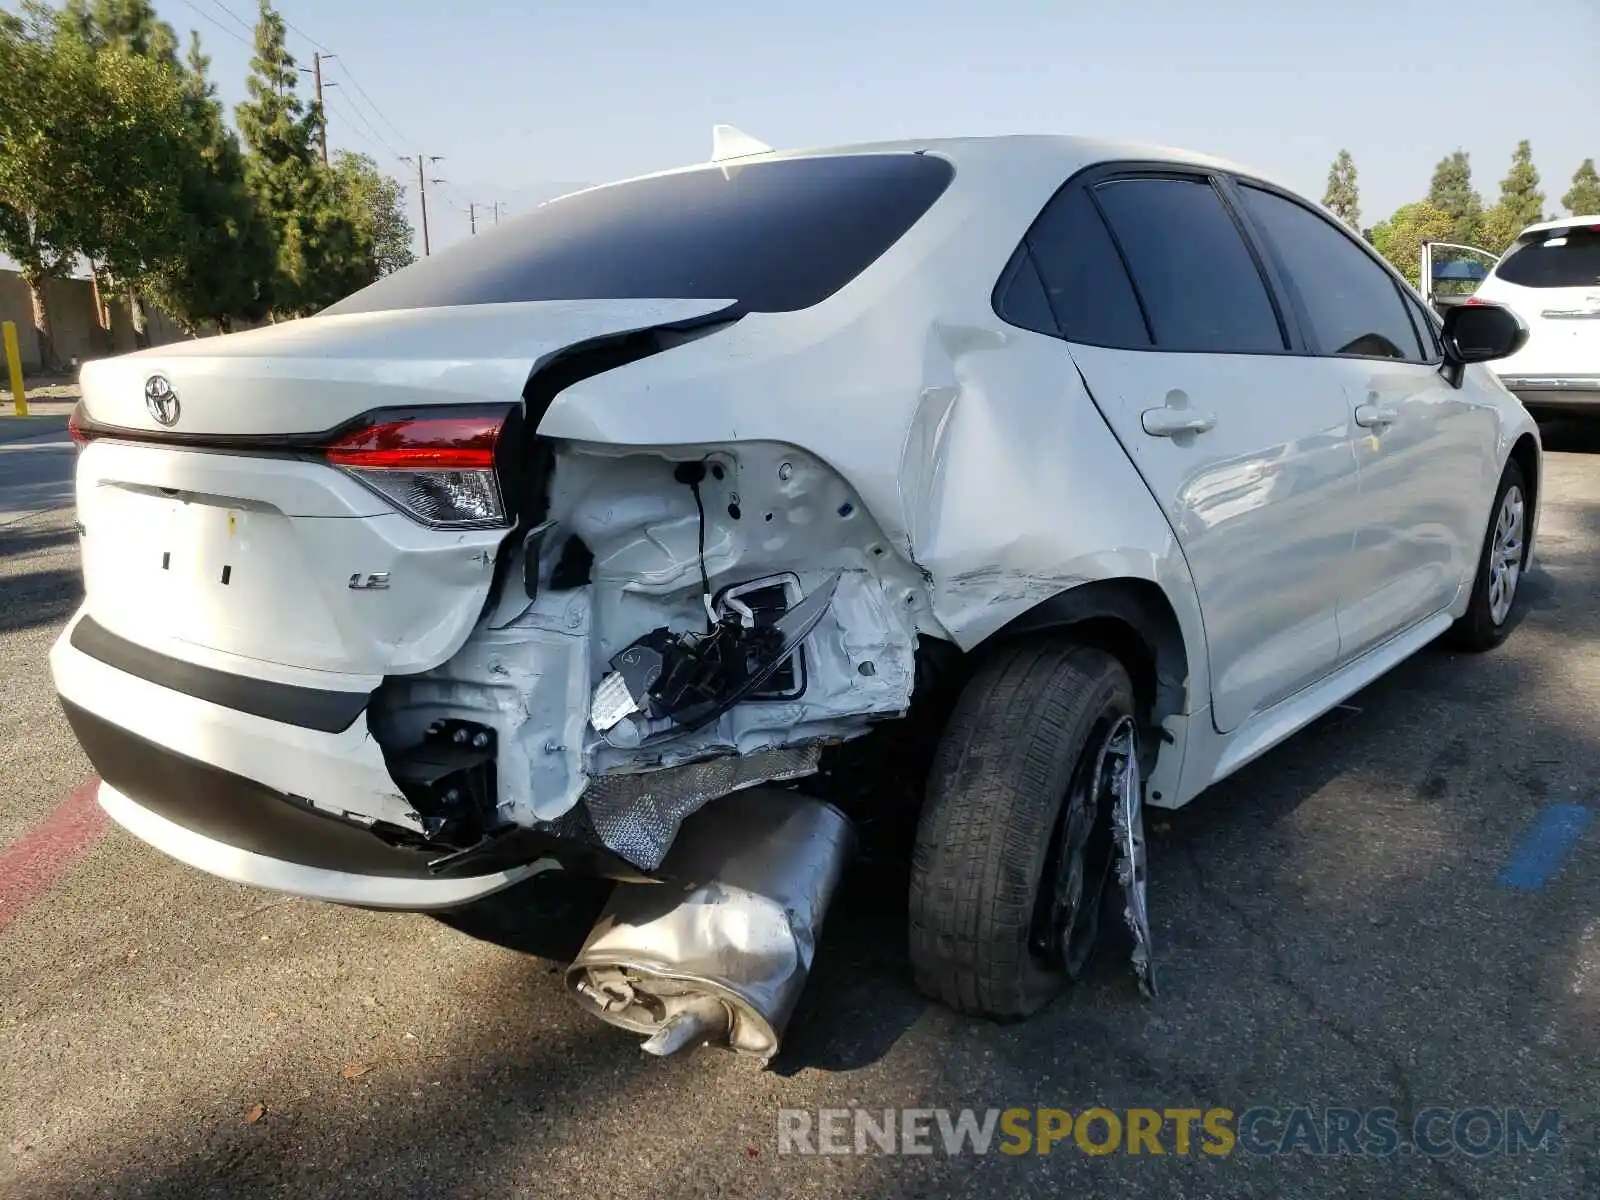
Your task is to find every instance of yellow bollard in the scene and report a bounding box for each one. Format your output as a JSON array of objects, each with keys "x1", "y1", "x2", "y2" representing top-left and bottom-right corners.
[{"x1": 1, "y1": 321, "x2": 27, "y2": 417}]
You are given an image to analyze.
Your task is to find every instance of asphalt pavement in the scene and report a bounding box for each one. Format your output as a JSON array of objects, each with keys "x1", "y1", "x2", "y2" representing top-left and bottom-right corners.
[{"x1": 0, "y1": 415, "x2": 1596, "y2": 1199}]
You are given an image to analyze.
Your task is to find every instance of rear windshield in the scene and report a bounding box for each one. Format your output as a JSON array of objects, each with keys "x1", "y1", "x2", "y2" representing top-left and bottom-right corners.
[
  {"x1": 1494, "y1": 226, "x2": 1600, "y2": 289},
  {"x1": 324, "y1": 153, "x2": 955, "y2": 317}
]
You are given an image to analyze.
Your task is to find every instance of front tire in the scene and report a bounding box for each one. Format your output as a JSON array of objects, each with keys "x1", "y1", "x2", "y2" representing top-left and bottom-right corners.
[
  {"x1": 908, "y1": 639, "x2": 1135, "y2": 1019},
  {"x1": 1448, "y1": 459, "x2": 1529, "y2": 652}
]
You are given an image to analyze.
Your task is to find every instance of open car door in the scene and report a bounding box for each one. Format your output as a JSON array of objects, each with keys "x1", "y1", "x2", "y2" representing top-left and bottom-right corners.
[{"x1": 1421, "y1": 241, "x2": 1501, "y2": 316}]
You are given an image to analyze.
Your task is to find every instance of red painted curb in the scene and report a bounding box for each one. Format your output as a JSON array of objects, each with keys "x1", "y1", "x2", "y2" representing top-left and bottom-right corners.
[{"x1": 0, "y1": 778, "x2": 108, "y2": 932}]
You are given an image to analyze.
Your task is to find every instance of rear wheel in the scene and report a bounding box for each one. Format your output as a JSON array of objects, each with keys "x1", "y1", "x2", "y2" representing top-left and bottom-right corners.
[
  {"x1": 908, "y1": 639, "x2": 1135, "y2": 1019},
  {"x1": 1448, "y1": 459, "x2": 1529, "y2": 652}
]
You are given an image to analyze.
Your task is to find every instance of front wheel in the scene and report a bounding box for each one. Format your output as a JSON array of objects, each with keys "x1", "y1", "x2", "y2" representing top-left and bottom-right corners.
[
  {"x1": 908, "y1": 640, "x2": 1135, "y2": 1019},
  {"x1": 1448, "y1": 459, "x2": 1530, "y2": 652}
]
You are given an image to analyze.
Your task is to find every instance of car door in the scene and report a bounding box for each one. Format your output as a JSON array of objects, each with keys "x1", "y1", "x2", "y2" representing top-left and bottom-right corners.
[
  {"x1": 1001, "y1": 169, "x2": 1363, "y2": 734},
  {"x1": 1230, "y1": 181, "x2": 1497, "y2": 662}
]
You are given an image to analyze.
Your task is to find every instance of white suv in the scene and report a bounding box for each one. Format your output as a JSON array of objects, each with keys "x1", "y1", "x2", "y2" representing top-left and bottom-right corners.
[
  {"x1": 54, "y1": 135, "x2": 1539, "y2": 1029},
  {"x1": 1460, "y1": 216, "x2": 1600, "y2": 416}
]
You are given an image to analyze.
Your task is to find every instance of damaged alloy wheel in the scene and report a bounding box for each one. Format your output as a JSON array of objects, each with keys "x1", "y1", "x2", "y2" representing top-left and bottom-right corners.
[
  {"x1": 1032, "y1": 712, "x2": 1134, "y2": 980},
  {"x1": 908, "y1": 640, "x2": 1137, "y2": 1019}
]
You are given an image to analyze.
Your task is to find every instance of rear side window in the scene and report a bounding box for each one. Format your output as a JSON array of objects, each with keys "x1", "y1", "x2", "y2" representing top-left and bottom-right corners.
[
  {"x1": 323, "y1": 154, "x2": 955, "y2": 316},
  {"x1": 1092, "y1": 177, "x2": 1286, "y2": 354},
  {"x1": 1237, "y1": 184, "x2": 1425, "y2": 362},
  {"x1": 1495, "y1": 227, "x2": 1600, "y2": 288},
  {"x1": 1019, "y1": 189, "x2": 1151, "y2": 347}
]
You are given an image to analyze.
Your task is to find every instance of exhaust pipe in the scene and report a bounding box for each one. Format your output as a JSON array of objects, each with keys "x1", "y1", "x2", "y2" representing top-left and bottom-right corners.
[{"x1": 566, "y1": 787, "x2": 854, "y2": 1063}]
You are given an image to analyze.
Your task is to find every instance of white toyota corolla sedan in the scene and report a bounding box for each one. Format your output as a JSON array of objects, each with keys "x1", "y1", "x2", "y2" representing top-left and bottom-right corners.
[{"x1": 53, "y1": 133, "x2": 1539, "y2": 1047}]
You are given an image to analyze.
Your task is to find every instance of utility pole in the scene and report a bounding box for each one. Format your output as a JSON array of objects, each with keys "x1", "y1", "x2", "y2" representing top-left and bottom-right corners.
[
  {"x1": 404, "y1": 154, "x2": 445, "y2": 256},
  {"x1": 469, "y1": 202, "x2": 477, "y2": 236},
  {"x1": 493, "y1": 202, "x2": 505, "y2": 226},
  {"x1": 303, "y1": 52, "x2": 336, "y2": 165}
]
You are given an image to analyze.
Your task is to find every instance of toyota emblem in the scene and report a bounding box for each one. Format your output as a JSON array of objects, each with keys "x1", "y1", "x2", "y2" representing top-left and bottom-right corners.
[{"x1": 144, "y1": 375, "x2": 180, "y2": 426}]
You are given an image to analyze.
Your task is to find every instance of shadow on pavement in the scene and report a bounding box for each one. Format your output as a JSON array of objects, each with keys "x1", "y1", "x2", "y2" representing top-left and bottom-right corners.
[
  {"x1": 13, "y1": 500, "x2": 1600, "y2": 1200},
  {"x1": 0, "y1": 567, "x2": 82, "y2": 635}
]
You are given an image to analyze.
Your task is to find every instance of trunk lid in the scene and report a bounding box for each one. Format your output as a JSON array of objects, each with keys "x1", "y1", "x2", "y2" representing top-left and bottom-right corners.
[{"x1": 73, "y1": 299, "x2": 734, "y2": 688}]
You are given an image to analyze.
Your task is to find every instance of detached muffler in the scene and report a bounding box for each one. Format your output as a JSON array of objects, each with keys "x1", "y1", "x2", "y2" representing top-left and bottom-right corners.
[{"x1": 566, "y1": 787, "x2": 854, "y2": 1063}]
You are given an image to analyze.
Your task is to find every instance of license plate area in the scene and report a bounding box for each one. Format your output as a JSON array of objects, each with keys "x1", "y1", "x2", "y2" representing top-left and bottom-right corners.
[{"x1": 86, "y1": 485, "x2": 342, "y2": 659}]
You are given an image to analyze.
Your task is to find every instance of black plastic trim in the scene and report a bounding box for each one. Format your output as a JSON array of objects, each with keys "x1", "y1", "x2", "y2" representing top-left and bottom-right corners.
[
  {"x1": 60, "y1": 699, "x2": 659, "y2": 884},
  {"x1": 70, "y1": 616, "x2": 371, "y2": 734},
  {"x1": 61, "y1": 699, "x2": 449, "y2": 878}
]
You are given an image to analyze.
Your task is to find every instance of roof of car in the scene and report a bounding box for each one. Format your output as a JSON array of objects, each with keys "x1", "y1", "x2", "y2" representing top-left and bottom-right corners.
[
  {"x1": 1520, "y1": 213, "x2": 1600, "y2": 235},
  {"x1": 546, "y1": 133, "x2": 1286, "y2": 208}
]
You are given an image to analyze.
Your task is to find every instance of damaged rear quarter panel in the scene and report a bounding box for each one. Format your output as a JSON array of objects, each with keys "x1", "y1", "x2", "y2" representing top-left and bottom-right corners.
[
  {"x1": 377, "y1": 143, "x2": 1213, "y2": 843},
  {"x1": 533, "y1": 203, "x2": 1211, "y2": 712}
]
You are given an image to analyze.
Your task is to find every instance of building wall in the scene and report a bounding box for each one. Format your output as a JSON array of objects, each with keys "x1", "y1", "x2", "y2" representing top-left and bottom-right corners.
[{"x1": 0, "y1": 269, "x2": 223, "y2": 375}]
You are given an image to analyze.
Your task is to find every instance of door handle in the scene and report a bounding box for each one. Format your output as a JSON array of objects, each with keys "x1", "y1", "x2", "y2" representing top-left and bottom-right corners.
[
  {"x1": 1141, "y1": 409, "x2": 1218, "y2": 438},
  {"x1": 1354, "y1": 403, "x2": 1398, "y2": 429}
]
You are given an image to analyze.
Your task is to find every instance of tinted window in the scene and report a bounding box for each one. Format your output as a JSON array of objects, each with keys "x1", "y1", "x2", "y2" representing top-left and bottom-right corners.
[
  {"x1": 1238, "y1": 185, "x2": 1424, "y2": 361},
  {"x1": 324, "y1": 154, "x2": 955, "y2": 316},
  {"x1": 1495, "y1": 227, "x2": 1600, "y2": 288},
  {"x1": 1092, "y1": 177, "x2": 1285, "y2": 353},
  {"x1": 993, "y1": 248, "x2": 1058, "y2": 337},
  {"x1": 1023, "y1": 189, "x2": 1151, "y2": 347}
]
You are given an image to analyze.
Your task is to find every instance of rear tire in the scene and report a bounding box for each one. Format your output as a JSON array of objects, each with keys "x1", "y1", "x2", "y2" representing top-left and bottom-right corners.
[
  {"x1": 908, "y1": 639, "x2": 1135, "y2": 1019},
  {"x1": 1447, "y1": 459, "x2": 1529, "y2": 652}
]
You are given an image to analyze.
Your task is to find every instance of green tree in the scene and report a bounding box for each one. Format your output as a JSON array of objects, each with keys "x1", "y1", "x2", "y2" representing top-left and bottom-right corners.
[
  {"x1": 235, "y1": 1, "x2": 367, "y2": 315},
  {"x1": 1479, "y1": 140, "x2": 1546, "y2": 253},
  {"x1": 1426, "y1": 150, "x2": 1484, "y2": 247},
  {"x1": 63, "y1": 0, "x2": 177, "y2": 63},
  {"x1": 142, "y1": 33, "x2": 277, "y2": 332},
  {"x1": 0, "y1": 5, "x2": 191, "y2": 367},
  {"x1": 1322, "y1": 149, "x2": 1360, "y2": 230},
  {"x1": 1369, "y1": 201, "x2": 1455, "y2": 288},
  {"x1": 1562, "y1": 159, "x2": 1600, "y2": 217},
  {"x1": 331, "y1": 151, "x2": 416, "y2": 280}
]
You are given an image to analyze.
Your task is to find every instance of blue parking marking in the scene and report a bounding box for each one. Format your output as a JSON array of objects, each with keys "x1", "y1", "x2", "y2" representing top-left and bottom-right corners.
[{"x1": 1499, "y1": 805, "x2": 1592, "y2": 892}]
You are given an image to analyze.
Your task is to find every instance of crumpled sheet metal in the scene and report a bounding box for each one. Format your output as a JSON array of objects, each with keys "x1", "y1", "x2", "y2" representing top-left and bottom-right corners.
[
  {"x1": 580, "y1": 743, "x2": 822, "y2": 871},
  {"x1": 1110, "y1": 722, "x2": 1157, "y2": 999}
]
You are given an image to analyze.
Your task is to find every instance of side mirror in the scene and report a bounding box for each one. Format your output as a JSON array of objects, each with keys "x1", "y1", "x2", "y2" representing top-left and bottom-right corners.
[{"x1": 1439, "y1": 302, "x2": 1529, "y2": 386}]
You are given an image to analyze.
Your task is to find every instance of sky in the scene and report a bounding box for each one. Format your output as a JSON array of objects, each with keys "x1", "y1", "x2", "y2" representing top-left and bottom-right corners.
[{"x1": 7, "y1": 0, "x2": 1598, "y2": 264}]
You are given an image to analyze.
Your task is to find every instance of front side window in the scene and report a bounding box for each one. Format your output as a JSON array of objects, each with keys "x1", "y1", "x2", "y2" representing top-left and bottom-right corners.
[
  {"x1": 1494, "y1": 226, "x2": 1600, "y2": 289},
  {"x1": 1237, "y1": 184, "x2": 1425, "y2": 362},
  {"x1": 1091, "y1": 177, "x2": 1286, "y2": 354},
  {"x1": 324, "y1": 153, "x2": 955, "y2": 316}
]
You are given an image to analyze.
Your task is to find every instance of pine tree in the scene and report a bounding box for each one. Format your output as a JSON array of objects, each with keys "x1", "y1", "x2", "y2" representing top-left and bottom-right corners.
[
  {"x1": 1562, "y1": 159, "x2": 1600, "y2": 217},
  {"x1": 64, "y1": 0, "x2": 178, "y2": 64},
  {"x1": 143, "y1": 33, "x2": 276, "y2": 331},
  {"x1": 235, "y1": 1, "x2": 368, "y2": 315},
  {"x1": 1322, "y1": 150, "x2": 1360, "y2": 230},
  {"x1": 1480, "y1": 141, "x2": 1547, "y2": 253},
  {"x1": 1426, "y1": 150, "x2": 1484, "y2": 247}
]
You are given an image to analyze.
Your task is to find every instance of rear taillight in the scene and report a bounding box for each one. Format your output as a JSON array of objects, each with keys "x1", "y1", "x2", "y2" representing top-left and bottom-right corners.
[
  {"x1": 326, "y1": 410, "x2": 511, "y2": 529},
  {"x1": 67, "y1": 404, "x2": 94, "y2": 447}
]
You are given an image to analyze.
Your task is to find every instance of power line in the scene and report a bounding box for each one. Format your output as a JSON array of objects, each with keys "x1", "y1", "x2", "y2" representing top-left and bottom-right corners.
[
  {"x1": 181, "y1": 0, "x2": 251, "y2": 47},
  {"x1": 325, "y1": 90, "x2": 403, "y2": 162},
  {"x1": 280, "y1": 14, "x2": 331, "y2": 54},
  {"x1": 333, "y1": 60, "x2": 414, "y2": 150},
  {"x1": 201, "y1": 0, "x2": 253, "y2": 34}
]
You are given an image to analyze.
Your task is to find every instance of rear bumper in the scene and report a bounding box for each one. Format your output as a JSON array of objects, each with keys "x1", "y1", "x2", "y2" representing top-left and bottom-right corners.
[
  {"x1": 1501, "y1": 376, "x2": 1600, "y2": 411},
  {"x1": 97, "y1": 781, "x2": 549, "y2": 910},
  {"x1": 51, "y1": 614, "x2": 550, "y2": 909}
]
